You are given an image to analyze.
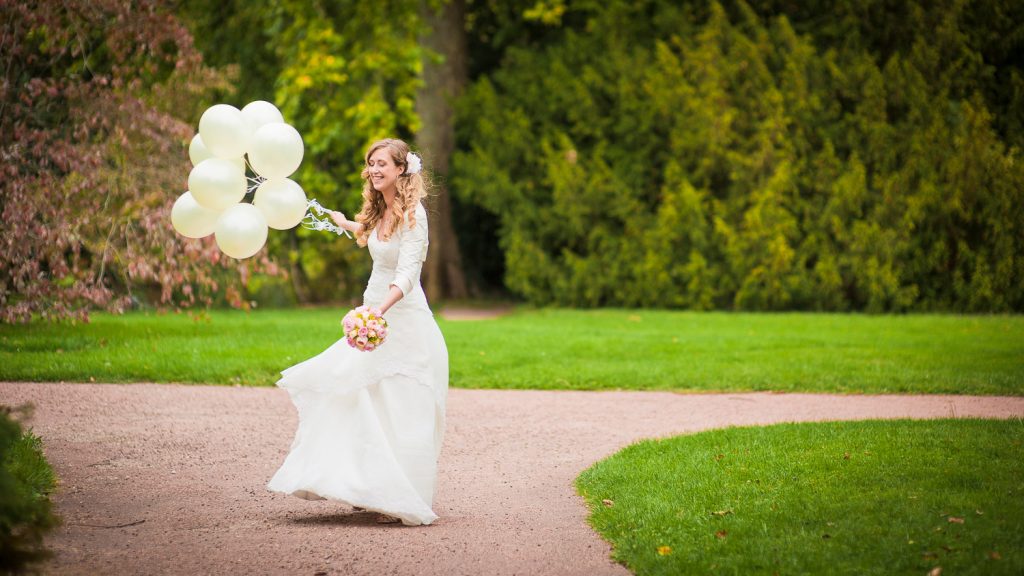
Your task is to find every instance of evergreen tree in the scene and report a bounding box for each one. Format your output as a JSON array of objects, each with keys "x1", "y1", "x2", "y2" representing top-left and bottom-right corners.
[{"x1": 452, "y1": 0, "x2": 1024, "y2": 311}]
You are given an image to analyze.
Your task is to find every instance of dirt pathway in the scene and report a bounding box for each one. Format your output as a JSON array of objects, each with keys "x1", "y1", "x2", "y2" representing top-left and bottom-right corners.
[{"x1": 1, "y1": 383, "x2": 1022, "y2": 575}]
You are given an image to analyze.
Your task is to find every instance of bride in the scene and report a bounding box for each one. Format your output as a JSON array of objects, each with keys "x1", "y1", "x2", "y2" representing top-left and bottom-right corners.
[{"x1": 267, "y1": 138, "x2": 448, "y2": 526}]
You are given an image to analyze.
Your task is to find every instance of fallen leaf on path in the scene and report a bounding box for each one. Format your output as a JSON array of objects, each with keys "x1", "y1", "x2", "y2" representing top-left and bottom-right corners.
[{"x1": 657, "y1": 546, "x2": 672, "y2": 556}]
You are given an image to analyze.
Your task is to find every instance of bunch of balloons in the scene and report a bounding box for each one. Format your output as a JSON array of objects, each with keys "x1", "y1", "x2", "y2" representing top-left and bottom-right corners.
[{"x1": 171, "y1": 101, "x2": 309, "y2": 259}]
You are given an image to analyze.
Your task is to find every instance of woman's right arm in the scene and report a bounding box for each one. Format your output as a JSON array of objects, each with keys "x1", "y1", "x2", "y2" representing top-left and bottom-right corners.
[{"x1": 330, "y1": 211, "x2": 363, "y2": 234}]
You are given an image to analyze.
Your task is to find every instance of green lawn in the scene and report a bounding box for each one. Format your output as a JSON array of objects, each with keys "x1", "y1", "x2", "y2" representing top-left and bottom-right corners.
[
  {"x1": 0, "y1": 308, "x2": 1021, "y2": 394},
  {"x1": 576, "y1": 419, "x2": 1024, "y2": 575}
]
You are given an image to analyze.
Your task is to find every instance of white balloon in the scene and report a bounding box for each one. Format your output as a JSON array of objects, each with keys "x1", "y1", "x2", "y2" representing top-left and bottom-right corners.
[
  {"x1": 253, "y1": 178, "x2": 309, "y2": 230},
  {"x1": 188, "y1": 133, "x2": 213, "y2": 166},
  {"x1": 198, "y1": 104, "x2": 251, "y2": 159},
  {"x1": 241, "y1": 101, "x2": 285, "y2": 134},
  {"x1": 171, "y1": 191, "x2": 220, "y2": 238},
  {"x1": 188, "y1": 134, "x2": 245, "y2": 171},
  {"x1": 215, "y1": 203, "x2": 268, "y2": 259},
  {"x1": 248, "y1": 123, "x2": 304, "y2": 179},
  {"x1": 188, "y1": 158, "x2": 247, "y2": 211}
]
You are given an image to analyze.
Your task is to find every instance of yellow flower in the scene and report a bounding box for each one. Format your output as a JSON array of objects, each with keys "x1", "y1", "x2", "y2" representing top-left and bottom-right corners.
[{"x1": 657, "y1": 546, "x2": 672, "y2": 556}]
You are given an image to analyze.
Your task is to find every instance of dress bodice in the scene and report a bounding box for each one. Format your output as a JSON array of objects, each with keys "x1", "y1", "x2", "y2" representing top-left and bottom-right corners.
[
  {"x1": 363, "y1": 203, "x2": 430, "y2": 312},
  {"x1": 368, "y1": 228, "x2": 401, "y2": 271}
]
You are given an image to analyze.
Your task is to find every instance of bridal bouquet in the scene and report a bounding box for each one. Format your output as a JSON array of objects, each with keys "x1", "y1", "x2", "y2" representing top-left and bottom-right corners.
[{"x1": 342, "y1": 306, "x2": 388, "y2": 352}]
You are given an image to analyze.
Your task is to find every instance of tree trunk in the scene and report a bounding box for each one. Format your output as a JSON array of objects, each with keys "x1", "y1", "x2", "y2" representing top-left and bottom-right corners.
[{"x1": 416, "y1": 0, "x2": 468, "y2": 302}]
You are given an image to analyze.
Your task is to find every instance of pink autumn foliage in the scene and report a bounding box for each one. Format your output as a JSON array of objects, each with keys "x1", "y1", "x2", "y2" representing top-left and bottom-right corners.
[{"x1": 0, "y1": 0, "x2": 284, "y2": 323}]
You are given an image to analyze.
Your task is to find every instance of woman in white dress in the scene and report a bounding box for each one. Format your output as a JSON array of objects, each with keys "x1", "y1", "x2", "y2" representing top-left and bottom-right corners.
[{"x1": 267, "y1": 138, "x2": 448, "y2": 526}]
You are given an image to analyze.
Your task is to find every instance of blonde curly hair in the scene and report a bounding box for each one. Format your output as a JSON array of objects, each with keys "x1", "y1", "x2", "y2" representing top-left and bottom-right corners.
[{"x1": 354, "y1": 138, "x2": 426, "y2": 247}]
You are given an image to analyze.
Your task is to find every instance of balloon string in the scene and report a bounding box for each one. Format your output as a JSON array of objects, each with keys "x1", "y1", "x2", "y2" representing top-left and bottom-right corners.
[
  {"x1": 303, "y1": 198, "x2": 353, "y2": 238},
  {"x1": 246, "y1": 174, "x2": 266, "y2": 195},
  {"x1": 241, "y1": 164, "x2": 347, "y2": 239}
]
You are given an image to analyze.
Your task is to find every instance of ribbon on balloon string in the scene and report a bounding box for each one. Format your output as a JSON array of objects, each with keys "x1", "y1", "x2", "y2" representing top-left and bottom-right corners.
[{"x1": 303, "y1": 198, "x2": 353, "y2": 238}]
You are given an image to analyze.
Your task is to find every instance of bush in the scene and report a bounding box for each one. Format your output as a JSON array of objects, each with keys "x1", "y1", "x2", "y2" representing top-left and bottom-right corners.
[
  {"x1": 0, "y1": 406, "x2": 60, "y2": 573},
  {"x1": 452, "y1": 0, "x2": 1024, "y2": 312}
]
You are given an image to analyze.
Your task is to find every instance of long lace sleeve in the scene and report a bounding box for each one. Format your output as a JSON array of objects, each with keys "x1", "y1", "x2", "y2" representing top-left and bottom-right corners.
[{"x1": 391, "y1": 203, "x2": 429, "y2": 296}]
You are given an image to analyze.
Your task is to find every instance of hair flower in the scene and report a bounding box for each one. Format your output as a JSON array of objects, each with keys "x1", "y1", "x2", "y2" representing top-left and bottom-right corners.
[{"x1": 406, "y1": 152, "x2": 422, "y2": 175}]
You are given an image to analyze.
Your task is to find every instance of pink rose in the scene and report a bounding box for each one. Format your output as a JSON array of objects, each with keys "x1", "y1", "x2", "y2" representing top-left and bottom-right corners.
[{"x1": 358, "y1": 327, "x2": 368, "y2": 337}]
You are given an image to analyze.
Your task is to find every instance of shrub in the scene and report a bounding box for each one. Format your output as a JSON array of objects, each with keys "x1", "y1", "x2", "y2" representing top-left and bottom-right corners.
[{"x1": 0, "y1": 406, "x2": 60, "y2": 573}]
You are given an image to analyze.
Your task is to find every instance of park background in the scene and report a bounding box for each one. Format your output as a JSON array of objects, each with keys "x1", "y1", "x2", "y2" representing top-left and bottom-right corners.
[
  {"x1": 2, "y1": 1, "x2": 1024, "y2": 575},
  {"x1": 3, "y1": 0, "x2": 1023, "y2": 320}
]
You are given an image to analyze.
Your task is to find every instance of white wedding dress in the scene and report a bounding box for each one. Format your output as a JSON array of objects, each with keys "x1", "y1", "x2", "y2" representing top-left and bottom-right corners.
[{"x1": 268, "y1": 203, "x2": 448, "y2": 526}]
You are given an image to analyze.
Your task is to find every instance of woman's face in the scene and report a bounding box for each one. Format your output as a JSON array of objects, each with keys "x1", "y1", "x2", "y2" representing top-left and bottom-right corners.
[{"x1": 367, "y1": 147, "x2": 404, "y2": 195}]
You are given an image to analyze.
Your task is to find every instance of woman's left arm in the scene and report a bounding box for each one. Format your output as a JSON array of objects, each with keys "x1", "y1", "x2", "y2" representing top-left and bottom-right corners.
[{"x1": 377, "y1": 204, "x2": 429, "y2": 315}]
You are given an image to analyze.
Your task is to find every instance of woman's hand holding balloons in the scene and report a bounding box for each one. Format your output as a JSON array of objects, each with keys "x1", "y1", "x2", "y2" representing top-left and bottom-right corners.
[{"x1": 329, "y1": 211, "x2": 348, "y2": 227}]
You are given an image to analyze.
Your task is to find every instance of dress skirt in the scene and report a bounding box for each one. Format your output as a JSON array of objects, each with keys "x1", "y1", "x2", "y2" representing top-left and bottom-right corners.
[{"x1": 267, "y1": 282, "x2": 448, "y2": 526}]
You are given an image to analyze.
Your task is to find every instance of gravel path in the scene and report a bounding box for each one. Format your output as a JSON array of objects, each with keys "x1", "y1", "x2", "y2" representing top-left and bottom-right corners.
[{"x1": 1, "y1": 382, "x2": 1022, "y2": 575}]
